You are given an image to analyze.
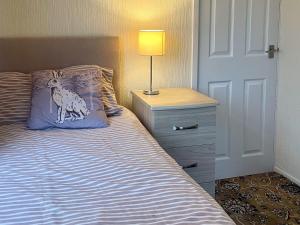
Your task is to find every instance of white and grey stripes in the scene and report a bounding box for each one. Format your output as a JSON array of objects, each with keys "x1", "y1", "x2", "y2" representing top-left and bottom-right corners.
[
  {"x1": 0, "y1": 72, "x2": 32, "y2": 125},
  {"x1": 101, "y1": 66, "x2": 122, "y2": 116},
  {"x1": 0, "y1": 108, "x2": 234, "y2": 225}
]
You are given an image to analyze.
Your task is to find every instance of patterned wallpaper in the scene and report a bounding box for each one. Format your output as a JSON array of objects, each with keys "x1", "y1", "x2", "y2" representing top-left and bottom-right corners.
[{"x1": 0, "y1": 0, "x2": 193, "y2": 107}]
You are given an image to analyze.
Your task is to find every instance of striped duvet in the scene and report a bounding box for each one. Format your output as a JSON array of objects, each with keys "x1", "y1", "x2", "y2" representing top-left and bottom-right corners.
[{"x1": 0, "y1": 108, "x2": 234, "y2": 225}]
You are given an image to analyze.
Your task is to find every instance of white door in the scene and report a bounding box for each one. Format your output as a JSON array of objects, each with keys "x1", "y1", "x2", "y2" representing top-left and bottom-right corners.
[{"x1": 198, "y1": 0, "x2": 280, "y2": 179}]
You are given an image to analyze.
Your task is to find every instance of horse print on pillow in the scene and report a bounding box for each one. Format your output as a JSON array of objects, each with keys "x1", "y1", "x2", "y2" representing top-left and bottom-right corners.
[{"x1": 28, "y1": 66, "x2": 108, "y2": 130}]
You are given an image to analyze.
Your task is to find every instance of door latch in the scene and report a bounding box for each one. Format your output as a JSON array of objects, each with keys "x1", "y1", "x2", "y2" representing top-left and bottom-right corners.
[{"x1": 266, "y1": 45, "x2": 279, "y2": 59}]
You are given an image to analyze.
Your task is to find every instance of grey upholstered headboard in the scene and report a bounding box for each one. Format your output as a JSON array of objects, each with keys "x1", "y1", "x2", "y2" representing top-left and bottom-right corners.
[{"x1": 0, "y1": 37, "x2": 120, "y2": 98}]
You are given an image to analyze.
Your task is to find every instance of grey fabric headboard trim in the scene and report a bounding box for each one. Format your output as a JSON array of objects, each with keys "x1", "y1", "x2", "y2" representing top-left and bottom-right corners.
[{"x1": 0, "y1": 37, "x2": 120, "y2": 99}]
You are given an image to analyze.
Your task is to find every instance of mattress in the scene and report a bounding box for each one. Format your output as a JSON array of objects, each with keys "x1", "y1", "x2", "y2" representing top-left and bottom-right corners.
[{"x1": 0, "y1": 108, "x2": 234, "y2": 225}]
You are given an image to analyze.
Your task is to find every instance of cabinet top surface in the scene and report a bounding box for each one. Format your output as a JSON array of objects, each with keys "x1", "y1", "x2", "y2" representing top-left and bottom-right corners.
[{"x1": 131, "y1": 88, "x2": 218, "y2": 110}]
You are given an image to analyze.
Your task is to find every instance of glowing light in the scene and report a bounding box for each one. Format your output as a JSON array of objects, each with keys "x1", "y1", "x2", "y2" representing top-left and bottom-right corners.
[{"x1": 138, "y1": 30, "x2": 165, "y2": 56}]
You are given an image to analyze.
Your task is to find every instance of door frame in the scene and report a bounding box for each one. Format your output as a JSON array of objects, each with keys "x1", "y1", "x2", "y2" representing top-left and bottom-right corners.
[
  {"x1": 191, "y1": 0, "x2": 200, "y2": 90},
  {"x1": 190, "y1": 0, "x2": 281, "y2": 176}
]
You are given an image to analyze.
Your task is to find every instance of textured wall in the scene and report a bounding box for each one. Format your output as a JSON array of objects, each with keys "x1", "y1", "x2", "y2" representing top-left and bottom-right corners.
[
  {"x1": 0, "y1": 0, "x2": 193, "y2": 106},
  {"x1": 275, "y1": 0, "x2": 300, "y2": 185}
]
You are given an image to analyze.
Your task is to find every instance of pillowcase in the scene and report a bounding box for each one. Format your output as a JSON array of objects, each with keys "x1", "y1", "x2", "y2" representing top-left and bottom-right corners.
[
  {"x1": 101, "y1": 67, "x2": 122, "y2": 116},
  {"x1": 62, "y1": 65, "x2": 122, "y2": 116},
  {"x1": 27, "y1": 67, "x2": 109, "y2": 130},
  {"x1": 0, "y1": 72, "x2": 32, "y2": 125}
]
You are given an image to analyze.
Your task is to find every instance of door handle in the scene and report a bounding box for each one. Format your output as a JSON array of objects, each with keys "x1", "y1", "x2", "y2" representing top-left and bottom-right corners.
[{"x1": 266, "y1": 45, "x2": 279, "y2": 59}]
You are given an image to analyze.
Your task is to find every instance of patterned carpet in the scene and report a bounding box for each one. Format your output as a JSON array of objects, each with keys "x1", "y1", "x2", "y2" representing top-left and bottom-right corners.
[{"x1": 215, "y1": 172, "x2": 300, "y2": 225}]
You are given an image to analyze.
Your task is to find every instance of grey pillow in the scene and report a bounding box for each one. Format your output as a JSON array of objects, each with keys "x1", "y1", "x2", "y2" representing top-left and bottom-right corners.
[
  {"x1": 27, "y1": 67, "x2": 108, "y2": 130},
  {"x1": 100, "y1": 67, "x2": 122, "y2": 116},
  {"x1": 61, "y1": 65, "x2": 122, "y2": 116}
]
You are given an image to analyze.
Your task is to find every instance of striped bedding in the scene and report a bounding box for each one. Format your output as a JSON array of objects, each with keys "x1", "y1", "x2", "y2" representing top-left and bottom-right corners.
[{"x1": 0, "y1": 108, "x2": 234, "y2": 225}]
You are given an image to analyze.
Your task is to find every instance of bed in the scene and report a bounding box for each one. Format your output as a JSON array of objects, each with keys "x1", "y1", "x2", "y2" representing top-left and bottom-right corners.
[{"x1": 0, "y1": 37, "x2": 234, "y2": 224}]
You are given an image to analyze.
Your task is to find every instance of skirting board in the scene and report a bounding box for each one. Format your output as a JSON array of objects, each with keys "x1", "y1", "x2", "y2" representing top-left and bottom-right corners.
[{"x1": 274, "y1": 166, "x2": 300, "y2": 186}]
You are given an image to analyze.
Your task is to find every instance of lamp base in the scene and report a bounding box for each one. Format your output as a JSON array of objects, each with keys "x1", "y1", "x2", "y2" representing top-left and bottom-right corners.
[{"x1": 143, "y1": 90, "x2": 159, "y2": 95}]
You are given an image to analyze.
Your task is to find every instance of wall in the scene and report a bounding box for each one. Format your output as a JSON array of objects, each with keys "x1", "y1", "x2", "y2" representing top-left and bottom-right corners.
[
  {"x1": 0, "y1": 0, "x2": 193, "y2": 107},
  {"x1": 275, "y1": 0, "x2": 300, "y2": 185}
]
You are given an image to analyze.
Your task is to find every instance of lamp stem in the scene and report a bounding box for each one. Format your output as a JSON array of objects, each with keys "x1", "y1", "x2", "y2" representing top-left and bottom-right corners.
[
  {"x1": 143, "y1": 55, "x2": 159, "y2": 95},
  {"x1": 150, "y1": 55, "x2": 153, "y2": 92}
]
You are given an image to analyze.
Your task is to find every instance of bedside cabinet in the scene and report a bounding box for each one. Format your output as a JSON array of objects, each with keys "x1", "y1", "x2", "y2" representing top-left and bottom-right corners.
[{"x1": 131, "y1": 88, "x2": 218, "y2": 196}]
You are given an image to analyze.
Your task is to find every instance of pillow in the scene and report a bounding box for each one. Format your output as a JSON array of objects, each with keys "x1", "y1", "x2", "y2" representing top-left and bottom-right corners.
[
  {"x1": 0, "y1": 72, "x2": 32, "y2": 125},
  {"x1": 27, "y1": 67, "x2": 109, "y2": 130},
  {"x1": 62, "y1": 65, "x2": 122, "y2": 116},
  {"x1": 101, "y1": 67, "x2": 122, "y2": 116}
]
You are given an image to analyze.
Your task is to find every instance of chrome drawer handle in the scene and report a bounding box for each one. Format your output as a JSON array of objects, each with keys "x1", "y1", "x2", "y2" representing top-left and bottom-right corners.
[
  {"x1": 182, "y1": 163, "x2": 198, "y2": 169},
  {"x1": 173, "y1": 124, "x2": 198, "y2": 131}
]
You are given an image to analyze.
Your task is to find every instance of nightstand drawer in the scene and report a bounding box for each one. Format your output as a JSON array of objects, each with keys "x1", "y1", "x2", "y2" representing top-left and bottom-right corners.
[
  {"x1": 152, "y1": 107, "x2": 216, "y2": 137},
  {"x1": 184, "y1": 166, "x2": 214, "y2": 183},
  {"x1": 166, "y1": 145, "x2": 215, "y2": 183},
  {"x1": 199, "y1": 182, "x2": 215, "y2": 197},
  {"x1": 157, "y1": 134, "x2": 215, "y2": 148}
]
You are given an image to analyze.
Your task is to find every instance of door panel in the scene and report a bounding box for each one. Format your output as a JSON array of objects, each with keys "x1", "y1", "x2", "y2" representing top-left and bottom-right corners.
[
  {"x1": 243, "y1": 79, "x2": 265, "y2": 155},
  {"x1": 246, "y1": 0, "x2": 269, "y2": 55},
  {"x1": 198, "y1": 0, "x2": 280, "y2": 179},
  {"x1": 209, "y1": 0, "x2": 234, "y2": 57},
  {"x1": 208, "y1": 81, "x2": 232, "y2": 160}
]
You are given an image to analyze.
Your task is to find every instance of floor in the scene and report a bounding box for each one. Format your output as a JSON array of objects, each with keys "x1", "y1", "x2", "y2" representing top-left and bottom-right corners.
[{"x1": 215, "y1": 172, "x2": 300, "y2": 225}]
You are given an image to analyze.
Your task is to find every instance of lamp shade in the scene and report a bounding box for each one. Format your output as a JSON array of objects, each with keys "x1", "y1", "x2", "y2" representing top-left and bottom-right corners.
[{"x1": 138, "y1": 30, "x2": 165, "y2": 56}]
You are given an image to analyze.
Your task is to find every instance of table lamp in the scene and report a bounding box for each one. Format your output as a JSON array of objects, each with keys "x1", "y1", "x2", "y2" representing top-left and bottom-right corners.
[{"x1": 139, "y1": 30, "x2": 165, "y2": 95}]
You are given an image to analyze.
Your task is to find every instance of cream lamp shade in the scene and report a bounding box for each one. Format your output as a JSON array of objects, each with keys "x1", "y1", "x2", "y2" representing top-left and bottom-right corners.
[{"x1": 139, "y1": 30, "x2": 165, "y2": 56}]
